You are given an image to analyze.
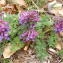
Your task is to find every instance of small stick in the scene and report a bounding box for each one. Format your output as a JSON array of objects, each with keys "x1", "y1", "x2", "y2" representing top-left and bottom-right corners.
[{"x1": 31, "y1": 0, "x2": 39, "y2": 9}]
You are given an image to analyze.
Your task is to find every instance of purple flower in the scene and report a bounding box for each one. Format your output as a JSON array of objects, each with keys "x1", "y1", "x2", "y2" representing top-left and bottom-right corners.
[
  {"x1": 20, "y1": 29, "x2": 38, "y2": 42},
  {"x1": 54, "y1": 16, "x2": 63, "y2": 32},
  {"x1": 19, "y1": 10, "x2": 40, "y2": 42},
  {"x1": 19, "y1": 10, "x2": 40, "y2": 25},
  {"x1": 0, "y1": 19, "x2": 10, "y2": 42}
]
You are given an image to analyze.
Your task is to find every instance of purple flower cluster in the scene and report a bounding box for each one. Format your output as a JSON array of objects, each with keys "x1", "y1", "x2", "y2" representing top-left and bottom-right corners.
[
  {"x1": 19, "y1": 10, "x2": 40, "y2": 42},
  {"x1": 19, "y1": 10, "x2": 40, "y2": 25},
  {"x1": 20, "y1": 29, "x2": 38, "y2": 42},
  {"x1": 0, "y1": 19, "x2": 10, "y2": 42},
  {"x1": 54, "y1": 16, "x2": 63, "y2": 32}
]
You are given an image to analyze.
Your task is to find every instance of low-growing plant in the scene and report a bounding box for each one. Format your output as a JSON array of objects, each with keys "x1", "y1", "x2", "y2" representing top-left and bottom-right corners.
[
  {"x1": 35, "y1": 15, "x2": 57, "y2": 60},
  {"x1": 19, "y1": 10, "x2": 40, "y2": 43},
  {"x1": 0, "y1": 12, "x2": 63, "y2": 62},
  {"x1": 0, "y1": 14, "x2": 24, "y2": 56}
]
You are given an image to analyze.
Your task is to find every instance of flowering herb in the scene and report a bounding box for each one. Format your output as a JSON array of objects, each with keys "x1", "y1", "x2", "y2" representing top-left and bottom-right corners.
[
  {"x1": 19, "y1": 10, "x2": 40, "y2": 25},
  {"x1": 54, "y1": 16, "x2": 63, "y2": 32},
  {"x1": 20, "y1": 29, "x2": 38, "y2": 42},
  {"x1": 19, "y1": 10, "x2": 40, "y2": 42},
  {"x1": 0, "y1": 19, "x2": 10, "y2": 42}
]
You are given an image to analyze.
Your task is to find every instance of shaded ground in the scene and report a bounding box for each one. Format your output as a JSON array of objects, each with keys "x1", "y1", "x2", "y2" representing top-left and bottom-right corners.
[
  {"x1": 10, "y1": 48, "x2": 63, "y2": 63},
  {"x1": 11, "y1": 48, "x2": 41, "y2": 63}
]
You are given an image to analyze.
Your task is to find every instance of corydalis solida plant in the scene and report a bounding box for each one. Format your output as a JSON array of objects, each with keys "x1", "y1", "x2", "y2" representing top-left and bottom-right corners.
[
  {"x1": 20, "y1": 29, "x2": 38, "y2": 42},
  {"x1": 0, "y1": 19, "x2": 10, "y2": 42},
  {"x1": 19, "y1": 10, "x2": 40, "y2": 42},
  {"x1": 19, "y1": 11, "x2": 40, "y2": 25}
]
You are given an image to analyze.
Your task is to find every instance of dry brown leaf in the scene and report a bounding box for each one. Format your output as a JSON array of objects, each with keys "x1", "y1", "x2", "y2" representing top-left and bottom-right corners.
[
  {"x1": 48, "y1": 48, "x2": 57, "y2": 53},
  {"x1": 24, "y1": 46, "x2": 29, "y2": 51},
  {"x1": 50, "y1": 8, "x2": 63, "y2": 16},
  {"x1": 56, "y1": 42, "x2": 62, "y2": 50},
  {"x1": 24, "y1": 41, "x2": 31, "y2": 51},
  {"x1": 1, "y1": 4, "x2": 27, "y2": 14},
  {"x1": 0, "y1": 0, "x2": 27, "y2": 14},
  {"x1": 12, "y1": 0, "x2": 27, "y2": 7},
  {"x1": 48, "y1": 48, "x2": 57, "y2": 56},
  {"x1": 2, "y1": 4, "x2": 19, "y2": 14},
  {"x1": 3, "y1": 43, "x2": 15, "y2": 58},
  {"x1": 48, "y1": 0, "x2": 63, "y2": 16}
]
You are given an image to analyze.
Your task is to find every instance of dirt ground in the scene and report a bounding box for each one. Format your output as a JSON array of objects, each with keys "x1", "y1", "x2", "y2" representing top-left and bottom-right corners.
[
  {"x1": 10, "y1": 48, "x2": 63, "y2": 63},
  {"x1": 11, "y1": 48, "x2": 41, "y2": 63}
]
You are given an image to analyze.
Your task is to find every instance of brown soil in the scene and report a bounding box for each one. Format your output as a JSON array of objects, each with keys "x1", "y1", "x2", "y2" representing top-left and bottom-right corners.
[
  {"x1": 11, "y1": 48, "x2": 41, "y2": 63},
  {"x1": 10, "y1": 48, "x2": 63, "y2": 63}
]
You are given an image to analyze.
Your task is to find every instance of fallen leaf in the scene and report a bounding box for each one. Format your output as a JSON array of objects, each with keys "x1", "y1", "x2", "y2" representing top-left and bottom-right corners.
[
  {"x1": 48, "y1": 48, "x2": 57, "y2": 53},
  {"x1": 48, "y1": 0, "x2": 57, "y2": 11},
  {"x1": 24, "y1": 45, "x2": 29, "y2": 51},
  {"x1": 12, "y1": 0, "x2": 27, "y2": 7},
  {"x1": 49, "y1": 9, "x2": 58, "y2": 15},
  {"x1": 48, "y1": 48, "x2": 57, "y2": 55},
  {"x1": 3, "y1": 43, "x2": 15, "y2": 58},
  {"x1": 24, "y1": 42, "x2": 31, "y2": 51},
  {"x1": 56, "y1": 42, "x2": 62, "y2": 50},
  {"x1": 48, "y1": 0, "x2": 63, "y2": 16}
]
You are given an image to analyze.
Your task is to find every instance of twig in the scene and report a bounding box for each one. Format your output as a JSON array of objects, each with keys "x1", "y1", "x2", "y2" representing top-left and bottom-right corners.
[
  {"x1": 31, "y1": 0, "x2": 39, "y2": 9},
  {"x1": 44, "y1": 29, "x2": 51, "y2": 34}
]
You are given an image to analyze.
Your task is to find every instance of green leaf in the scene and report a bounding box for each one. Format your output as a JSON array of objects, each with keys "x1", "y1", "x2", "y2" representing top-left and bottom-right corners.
[
  {"x1": 35, "y1": 39, "x2": 48, "y2": 60},
  {"x1": 48, "y1": 32, "x2": 57, "y2": 48},
  {"x1": 41, "y1": 15, "x2": 54, "y2": 26},
  {"x1": 11, "y1": 36, "x2": 24, "y2": 52}
]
